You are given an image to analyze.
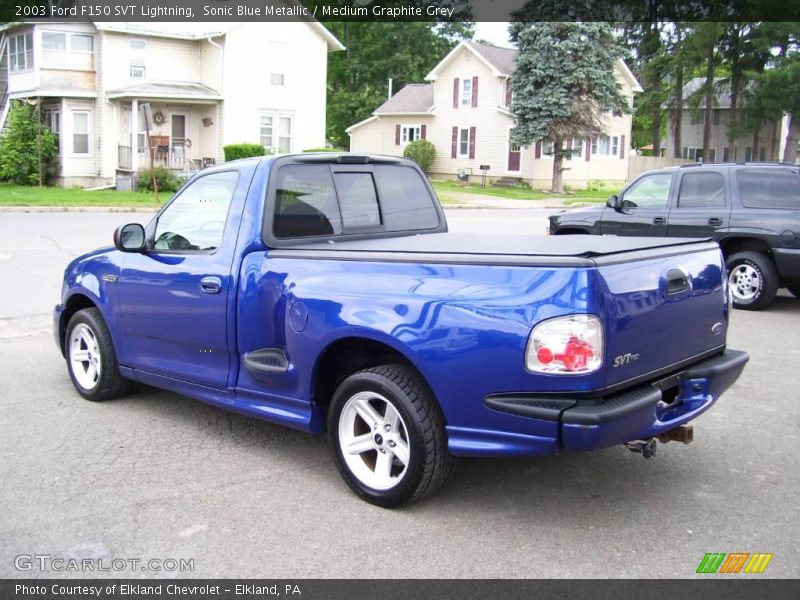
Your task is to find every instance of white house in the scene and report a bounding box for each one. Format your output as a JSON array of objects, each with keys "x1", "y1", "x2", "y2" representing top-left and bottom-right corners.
[
  {"x1": 347, "y1": 41, "x2": 642, "y2": 189},
  {"x1": 0, "y1": 17, "x2": 343, "y2": 187}
]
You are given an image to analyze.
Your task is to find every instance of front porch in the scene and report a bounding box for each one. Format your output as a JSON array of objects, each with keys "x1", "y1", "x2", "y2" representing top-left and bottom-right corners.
[{"x1": 107, "y1": 82, "x2": 223, "y2": 187}]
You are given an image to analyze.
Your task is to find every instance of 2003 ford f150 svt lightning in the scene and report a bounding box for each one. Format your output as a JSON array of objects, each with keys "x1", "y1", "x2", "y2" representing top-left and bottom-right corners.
[{"x1": 55, "y1": 154, "x2": 749, "y2": 506}]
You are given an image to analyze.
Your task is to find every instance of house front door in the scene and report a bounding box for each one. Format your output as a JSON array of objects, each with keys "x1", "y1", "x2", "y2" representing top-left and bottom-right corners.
[
  {"x1": 171, "y1": 114, "x2": 186, "y2": 148},
  {"x1": 508, "y1": 142, "x2": 521, "y2": 172}
]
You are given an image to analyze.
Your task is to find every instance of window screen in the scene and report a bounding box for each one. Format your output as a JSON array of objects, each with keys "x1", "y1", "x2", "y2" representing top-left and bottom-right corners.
[
  {"x1": 273, "y1": 165, "x2": 341, "y2": 239},
  {"x1": 737, "y1": 168, "x2": 800, "y2": 209},
  {"x1": 373, "y1": 166, "x2": 440, "y2": 231},
  {"x1": 678, "y1": 172, "x2": 726, "y2": 208}
]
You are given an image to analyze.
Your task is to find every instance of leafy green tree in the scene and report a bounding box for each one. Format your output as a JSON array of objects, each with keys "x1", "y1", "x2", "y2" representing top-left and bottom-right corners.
[
  {"x1": 324, "y1": 21, "x2": 473, "y2": 148},
  {"x1": 752, "y1": 56, "x2": 800, "y2": 162},
  {"x1": 509, "y1": 22, "x2": 629, "y2": 192},
  {"x1": 0, "y1": 101, "x2": 59, "y2": 186}
]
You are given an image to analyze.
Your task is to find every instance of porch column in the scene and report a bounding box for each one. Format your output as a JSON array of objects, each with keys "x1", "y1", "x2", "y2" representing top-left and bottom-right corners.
[{"x1": 131, "y1": 99, "x2": 138, "y2": 169}]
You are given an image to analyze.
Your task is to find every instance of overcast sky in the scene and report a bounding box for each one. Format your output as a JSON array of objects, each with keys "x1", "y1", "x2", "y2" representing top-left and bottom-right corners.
[{"x1": 473, "y1": 22, "x2": 514, "y2": 47}]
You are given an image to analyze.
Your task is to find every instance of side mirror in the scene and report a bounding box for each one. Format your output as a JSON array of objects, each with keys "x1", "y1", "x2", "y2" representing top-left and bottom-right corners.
[
  {"x1": 606, "y1": 194, "x2": 621, "y2": 210},
  {"x1": 113, "y1": 223, "x2": 147, "y2": 253}
]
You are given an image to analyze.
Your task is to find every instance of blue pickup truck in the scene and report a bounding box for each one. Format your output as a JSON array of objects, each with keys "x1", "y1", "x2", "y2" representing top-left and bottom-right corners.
[{"x1": 55, "y1": 154, "x2": 748, "y2": 506}]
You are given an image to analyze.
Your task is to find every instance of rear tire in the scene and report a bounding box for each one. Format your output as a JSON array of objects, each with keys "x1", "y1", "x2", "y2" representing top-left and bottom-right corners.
[
  {"x1": 726, "y1": 251, "x2": 779, "y2": 311},
  {"x1": 328, "y1": 364, "x2": 454, "y2": 507},
  {"x1": 65, "y1": 308, "x2": 132, "y2": 401}
]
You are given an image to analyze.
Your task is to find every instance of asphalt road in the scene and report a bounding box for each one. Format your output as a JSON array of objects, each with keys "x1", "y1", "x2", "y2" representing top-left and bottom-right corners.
[{"x1": 0, "y1": 209, "x2": 798, "y2": 579}]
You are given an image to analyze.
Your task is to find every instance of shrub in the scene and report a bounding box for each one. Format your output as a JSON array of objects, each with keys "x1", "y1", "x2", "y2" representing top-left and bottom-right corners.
[
  {"x1": 224, "y1": 143, "x2": 266, "y2": 162},
  {"x1": 136, "y1": 166, "x2": 181, "y2": 192},
  {"x1": 0, "y1": 101, "x2": 59, "y2": 185},
  {"x1": 403, "y1": 139, "x2": 436, "y2": 173}
]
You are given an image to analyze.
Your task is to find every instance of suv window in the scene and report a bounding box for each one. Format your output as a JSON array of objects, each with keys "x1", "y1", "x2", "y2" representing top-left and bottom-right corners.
[
  {"x1": 622, "y1": 173, "x2": 671, "y2": 209},
  {"x1": 154, "y1": 171, "x2": 238, "y2": 251},
  {"x1": 737, "y1": 168, "x2": 800, "y2": 209},
  {"x1": 678, "y1": 172, "x2": 726, "y2": 208},
  {"x1": 272, "y1": 163, "x2": 440, "y2": 239}
]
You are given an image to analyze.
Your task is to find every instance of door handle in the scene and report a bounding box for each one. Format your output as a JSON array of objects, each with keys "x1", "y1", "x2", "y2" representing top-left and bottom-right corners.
[
  {"x1": 708, "y1": 217, "x2": 723, "y2": 226},
  {"x1": 200, "y1": 276, "x2": 222, "y2": 295},
  {"x1": 653, "y1": 217, "x2": 666, "y2": 225}
]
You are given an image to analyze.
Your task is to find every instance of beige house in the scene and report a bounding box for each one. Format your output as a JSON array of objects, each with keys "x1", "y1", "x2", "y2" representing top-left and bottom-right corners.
[
  {"x1": 348, "y1": 41, "x2": 642, "y2": 189},
  {"x1": 0, "y1": 17, "x2": 343, "y2": 187}
]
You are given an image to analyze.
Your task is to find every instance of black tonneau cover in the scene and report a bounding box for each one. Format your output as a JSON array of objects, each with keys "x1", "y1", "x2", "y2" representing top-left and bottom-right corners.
[{"x1": 269, "y1": 233, "x2": 718, "y2": 267}]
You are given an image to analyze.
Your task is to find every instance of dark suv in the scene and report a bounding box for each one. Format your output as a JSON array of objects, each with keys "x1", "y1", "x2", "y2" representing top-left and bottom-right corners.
[{"x1": 549, "y1": 163, "x2": 800, "y2": 310}]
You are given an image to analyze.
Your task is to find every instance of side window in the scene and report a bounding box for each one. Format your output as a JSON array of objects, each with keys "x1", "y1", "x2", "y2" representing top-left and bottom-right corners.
[
  {"x1": 273, "y1": 165, "x2": 341, "y2": 239},
  {"x1": 678, "y1": 172, "x2": 726, "y2": 208},
  {"x1": 737, "y1": 168, "x2": 800, "y2": 209},
  {"x1": 373, "y1": 165, "x2": 440, "y2": 231},
  {"x1": 621, "y1": 173, "x2": 672, "y2": 209},
  {"x1": 333, "y1": 172, "x2": 381, "y2": 229},
  {"x1": 154, "y1": 171, "x2": 238, "y2": 251}
]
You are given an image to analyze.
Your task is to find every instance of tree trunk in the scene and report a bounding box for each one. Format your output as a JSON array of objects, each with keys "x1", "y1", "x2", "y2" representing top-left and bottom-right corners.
[
  {"x1": 752, "y1": 123, "x2": 761, "y2": 161},
  {"x1": 672, "y1": 24, "x2": 683, "y2": 159},
  {"x1": 782, "y1": 113, "x2": 798, "y2": 163},
  {"x1": 551, "y1": 139, "x2": 564, "y2": 194},
  {"x1": 702, "y1": 39, "x2": 715, "y2": 163},
  {"x1": 651, "y1": 76, "x2": 662, "y2": 157},
  {"x1": 727, "y1": 27, "x2": 740, "y2": 161}
]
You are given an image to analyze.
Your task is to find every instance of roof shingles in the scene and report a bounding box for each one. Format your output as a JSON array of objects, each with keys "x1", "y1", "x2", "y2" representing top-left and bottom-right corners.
[{"x1": 374, "y1": 83, "x2": 434, "y2": 114}]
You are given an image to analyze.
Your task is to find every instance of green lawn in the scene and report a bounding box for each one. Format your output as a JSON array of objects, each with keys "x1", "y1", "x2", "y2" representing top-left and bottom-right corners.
[
  {"x1": 0, "y1": 184, "x2": 163, "y2": 208},
  {"x1": 431, "y1": 179, "x2": 618, "y2": 204}
]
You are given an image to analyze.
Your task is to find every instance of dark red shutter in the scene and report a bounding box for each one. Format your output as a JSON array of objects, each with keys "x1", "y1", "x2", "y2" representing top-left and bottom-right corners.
[
  {"x1": 505, "y1": 81, "x2": 512, "y2": 107},
  {"x1": 395, "y1": 124, "x2": 401, "y2": 145},
  {"x1": 471, "y1": 76, "x2": 478, "y2": 107},
  {"x1": 585, "y1": 139, "x2": 591, "y2": 161},
  {"x1": 453, "y1": 78, "x2": 459, "y2": 108},
  {"x1": 451, "y1": 127, "x2": 458, "y2": 158},
  {"x1": 421, "y1": 124, "x2": 426, "y2": 140},
  {"x1": 535, "y1": 140, "x2": 542, "y2": 159},
  {"x1": 468, "y1": 126, "x2": 476, "y2": 159},
  {"x1": 620, "y1": 134, "x2": 625, "y2": 158}
]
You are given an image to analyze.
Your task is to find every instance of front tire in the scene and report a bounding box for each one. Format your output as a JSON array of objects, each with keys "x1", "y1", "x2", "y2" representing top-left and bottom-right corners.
[
  {"x1": 329, "y1": 364, "x2": 454, "y2": 507},
  {"x1": 66, "y1": 308, "x2": 132, "y2": 401},
  {"x1": 726, "y1": 251, "x2": 778, "y2": 311}
]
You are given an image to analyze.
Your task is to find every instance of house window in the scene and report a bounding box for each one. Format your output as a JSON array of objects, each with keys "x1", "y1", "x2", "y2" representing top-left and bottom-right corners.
[
  {"x1": 565, "y1": 138, "x2": 584, "y2": 160},
  {"x1": 682, "y1": 147, "x2": 703, "y2": 161},
  {"x1": 260, "y1": 113, "x2": 293, "y2": 154},
  {"x1": 712, "y1": 110, "x2": 720, "y2": 126},
  {"x1": 9, "y1": 32, "x2": 33, "y2": 71},
  {"x1": 278, "y1": 116, "x2": 292, "y2": 153},
  {"x1": 44, "y1": 109, "x2": 61, "y2": 153},
  {"x1": 592, "y1": 135, "x2": 618, "y2": 156},
  {"x1": 458, "y1": 127, "x2": 470, "y2": 156},
  {"x1": 402, "y1": 125, "x2": 421, "y2": 143},
  {"x1": 270, "y1": 73, "x2": 284, "y2": 86},
  {"x1": 129, "y1": 39, "x2": 147, "y2": 79},
  {"x1": 136, "y1": 109, "x2": 147, "y2": 151},
  {"x1": 745, "y1": 147, "x2": 752, "y2": 161},
  {"x1": 72, "y1": 111, "x2": 90, "y2": 155},
  {"x1": 42, "y1": 32, "x2": 66, "y2": 51},
  {"x1": 72, "y1": 34, "x2": 94, "y2": 54},
  {"x1": 707, "y1": 148, "x2": 717, "y2": 162},
  {"x1": 461, "y1": 78, "x2": 472, "y2": 107},
  {"x1": 722, "y1": 147, "x2": 730, "y2": 162},
  {"x1": 542, "y1": 138, "x2": 554, "y2": 157}
]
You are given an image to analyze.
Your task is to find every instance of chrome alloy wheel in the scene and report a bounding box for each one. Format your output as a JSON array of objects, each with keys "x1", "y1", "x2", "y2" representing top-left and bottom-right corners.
[
  {"x1": 338, "y1": 391, "x2": 410, "y2": 491},
  {"x1": 729, "y1": 263, "x2": 761, "y2": 301},
  {"x1": 69, "y1": 323, "x2": 101, "y2": 390}
]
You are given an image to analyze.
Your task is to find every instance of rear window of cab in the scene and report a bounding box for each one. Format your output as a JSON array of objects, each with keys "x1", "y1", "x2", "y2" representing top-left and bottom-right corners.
[{"x1": 272, "y1": 164, "x2": 440, "y2": 239}]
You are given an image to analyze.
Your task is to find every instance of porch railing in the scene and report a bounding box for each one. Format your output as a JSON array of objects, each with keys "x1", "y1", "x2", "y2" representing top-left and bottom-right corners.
[{"x1": 118, "y1": 145, "x2": 203, "y2": 173}]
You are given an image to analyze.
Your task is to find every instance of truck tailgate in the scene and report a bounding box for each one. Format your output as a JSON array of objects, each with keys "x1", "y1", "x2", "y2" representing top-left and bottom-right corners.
[{"x1": 596, "y1": 242, "x2": 728, "y2": 389}]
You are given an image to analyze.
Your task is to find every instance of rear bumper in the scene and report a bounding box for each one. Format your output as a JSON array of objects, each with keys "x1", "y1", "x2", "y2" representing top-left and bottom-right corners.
[{"x1": 484, "y1": 350, "x2": 749, "y2": 453}]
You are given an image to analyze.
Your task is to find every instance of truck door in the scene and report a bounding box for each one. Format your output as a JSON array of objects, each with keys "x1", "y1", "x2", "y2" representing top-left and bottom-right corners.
[
  {"x1": 113, "y1": 168, "x2": 252, "y2": 389},
  {"x1": 600, "y1": 171, "x2": 672, "y2": 236},
  {"x1": 666, "y1": 168, "x2": 731, "y2": 239}
]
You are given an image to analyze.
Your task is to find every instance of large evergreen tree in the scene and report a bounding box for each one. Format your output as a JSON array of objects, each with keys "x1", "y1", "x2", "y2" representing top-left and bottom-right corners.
[{"x1": 509, "y1": 23, "x2": 629, "y2": 192}]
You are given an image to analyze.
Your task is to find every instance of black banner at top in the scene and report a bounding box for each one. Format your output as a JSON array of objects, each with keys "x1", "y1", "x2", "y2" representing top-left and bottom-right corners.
[{"x1": 4, "y1": 0, "x2": 800, "y2": 23}]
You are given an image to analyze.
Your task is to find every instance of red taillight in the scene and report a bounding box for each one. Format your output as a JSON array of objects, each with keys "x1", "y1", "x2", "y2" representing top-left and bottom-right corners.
[
  {"x1": 537, "y1": 347, "x2": 554, "y2": 364},
  {"x1": 554, "y1": 335, "x2": 595, "y2": 371},
  {"x1": 525, "y1": 315, "x2": 603, "y2": 374}
]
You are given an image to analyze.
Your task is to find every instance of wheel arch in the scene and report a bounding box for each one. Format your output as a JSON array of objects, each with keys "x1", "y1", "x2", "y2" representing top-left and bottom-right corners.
[
  {"x1": 719, "y1": 237, "x2": 772, "y2": 260},
  {"x1": 311, "y1": 336, "x2": 440, "y2": 428},
  {"x1": 57, "y1": 293, "x2": 100, "y2": 356}
]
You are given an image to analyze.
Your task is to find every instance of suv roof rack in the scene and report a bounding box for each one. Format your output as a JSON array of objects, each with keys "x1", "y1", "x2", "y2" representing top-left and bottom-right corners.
[{"x1": 678, "y1": 161, "x2": 799, "y2": 168}]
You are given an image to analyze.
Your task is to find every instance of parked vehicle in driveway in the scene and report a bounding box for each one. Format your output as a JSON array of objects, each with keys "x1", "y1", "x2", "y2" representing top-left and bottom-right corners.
[
  {"x1": 55, "y1": 153, "x2": 748, "y2": 506},
  {"x1": 549, "y1": 163, "x2": 800, "y2": 310}
]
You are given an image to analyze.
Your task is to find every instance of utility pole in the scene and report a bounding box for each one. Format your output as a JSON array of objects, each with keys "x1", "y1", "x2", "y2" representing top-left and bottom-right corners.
[{"x1": 140, "y1": 102, "x2": 159, "y2": 203}]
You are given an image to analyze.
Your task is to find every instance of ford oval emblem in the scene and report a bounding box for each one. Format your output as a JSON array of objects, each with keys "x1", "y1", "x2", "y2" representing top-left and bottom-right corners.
[{"x1": 711, "y1": 322, "x2": 724, "y2": 335}]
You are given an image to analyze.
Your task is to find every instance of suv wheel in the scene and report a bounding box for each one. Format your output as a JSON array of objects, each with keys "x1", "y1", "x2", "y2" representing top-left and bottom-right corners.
[
  {"x1": 329, "y1": 364, "x2": 454, "y2": 507},
  {"x1": 726, "y1": 251, "x2": 779, "y2": 311}
]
